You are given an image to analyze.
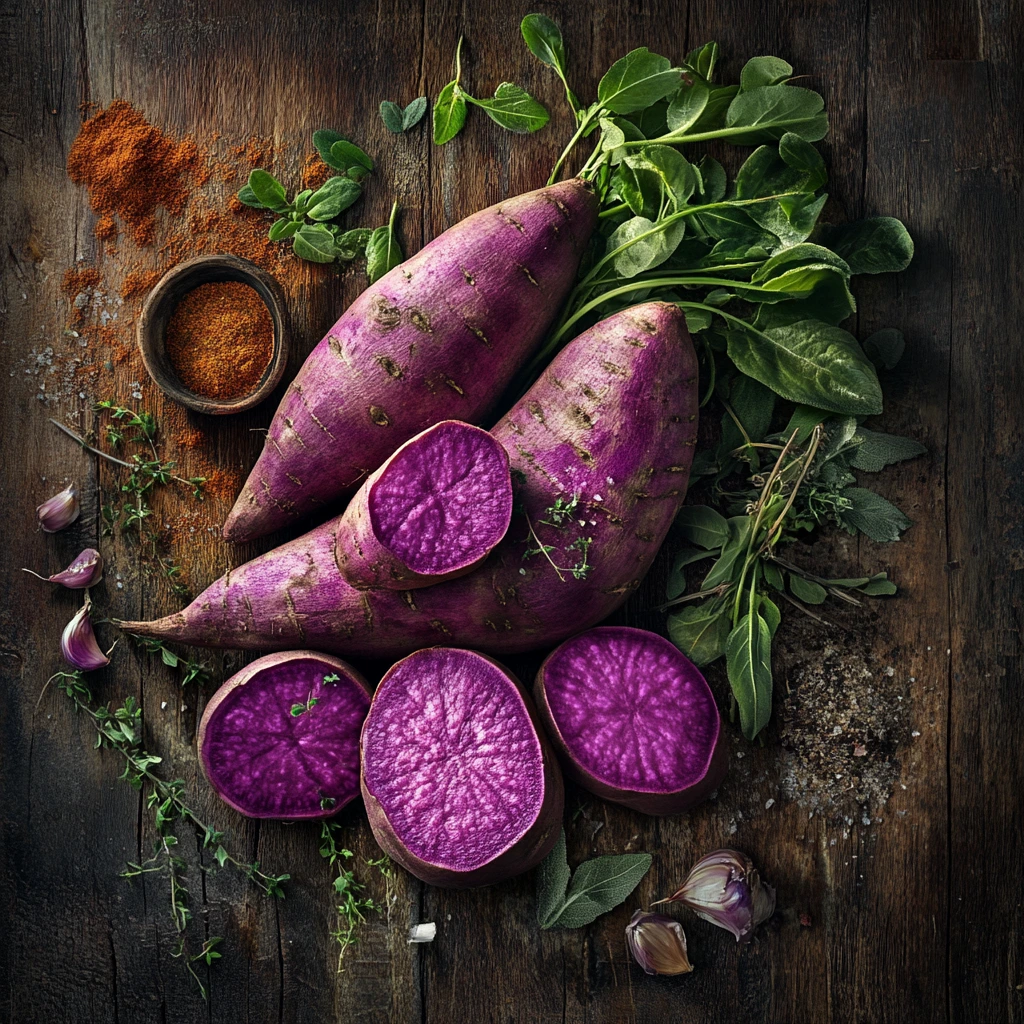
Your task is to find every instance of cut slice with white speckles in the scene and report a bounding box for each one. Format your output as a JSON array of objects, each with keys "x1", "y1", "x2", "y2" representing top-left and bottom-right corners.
[
  {"x1": 198, "y1": 651, "x2": 371, "y2": 819},
  {"x1": 534, "y1": 627, "x2": 727, "y2": 815},
  {"x1": 360, "y1": 647, "x2": 563, "y2": 888}
]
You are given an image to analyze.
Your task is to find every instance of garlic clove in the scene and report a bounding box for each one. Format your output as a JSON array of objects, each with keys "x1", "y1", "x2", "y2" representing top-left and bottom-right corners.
[
  {"x1": 61, "y1": 600, "x2": 112, "y2": 671},
  {"x1": 664, "y1": 849, "x2": 775, "y2": 943},
  {"x1": 23, "y1": 547, "x2": 103, "y2": 589},
  {"x1": 625, "y1": 911, "x2": 693, "y2": 976},
  {"x1": 37, "y1": 483, "x2": 80, "y2": 533}
]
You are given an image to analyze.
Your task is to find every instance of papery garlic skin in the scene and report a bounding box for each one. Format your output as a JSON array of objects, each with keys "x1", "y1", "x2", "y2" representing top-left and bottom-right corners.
[
  {"x1": 668, "y1": 849, "x2": 776, "y2": 943},
  {"x1": 625, "y1": 911, "x2": 693, "y2": 976},
  {"x1": 61, "y1": 602, "x2": 110, "y2": 671},
  {"x1": 37, "y1": 484, "x2": 80, "y2": 533},
  {"x1": 24, "y1": 548, "x2": 103, "y2": 589}
]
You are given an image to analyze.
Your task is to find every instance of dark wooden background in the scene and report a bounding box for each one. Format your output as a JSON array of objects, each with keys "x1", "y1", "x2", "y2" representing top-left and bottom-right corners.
[{"x1": 1, "y1": 1, "x2": 1022, "y2": 1021}]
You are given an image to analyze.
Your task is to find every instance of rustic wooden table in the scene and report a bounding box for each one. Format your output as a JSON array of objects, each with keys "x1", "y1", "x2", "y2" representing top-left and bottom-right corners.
[{"x1": 1, "y1": 1, "x2": 1021, "y2": 1021}]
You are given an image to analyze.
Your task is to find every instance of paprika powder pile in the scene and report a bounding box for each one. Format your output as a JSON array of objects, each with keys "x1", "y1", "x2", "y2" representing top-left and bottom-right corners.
[{"x1": 164, "y1": 282, "x2": 274, "y2": 400}]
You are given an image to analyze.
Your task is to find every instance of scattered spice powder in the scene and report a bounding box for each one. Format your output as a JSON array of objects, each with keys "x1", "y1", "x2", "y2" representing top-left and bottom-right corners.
[
  {"x1": 67, "y1": 100, "x2": 204, "y2": 245},
  {"x1": 165, "y1": 281, "x2": 274, "y2": 400}
]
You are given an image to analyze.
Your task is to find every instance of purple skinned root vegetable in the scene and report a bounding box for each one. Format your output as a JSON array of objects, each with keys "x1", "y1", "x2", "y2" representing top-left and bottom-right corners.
[
  {"x1": 198, "y1": 651, "x2": 371, "y2": 820},
  {"x1": 337, "y1": 420, "x2": 512, "y2": 590},
  {"x1": 222, "y1": 178, "x2": 598, "y2": 543},
  {"x1": 534, "y1": 627, "x2": 727, "y2": 815},
  {"x1": 119, "y1": 301, "x2": 698, "y2": 659},
  {"x1": 360, "y1": 647, "x2": 564, "y2": 887}
]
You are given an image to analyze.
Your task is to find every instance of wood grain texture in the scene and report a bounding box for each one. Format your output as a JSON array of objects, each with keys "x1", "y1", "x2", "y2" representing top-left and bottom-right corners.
[{"x1": 1, "y1": 1, "x2": 1021, "y2": 1022}]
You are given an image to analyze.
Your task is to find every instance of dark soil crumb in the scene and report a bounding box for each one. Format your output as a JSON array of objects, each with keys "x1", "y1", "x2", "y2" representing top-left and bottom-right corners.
[{"x1": 776, "y1": 612, "x2": 908, "y2": 820}]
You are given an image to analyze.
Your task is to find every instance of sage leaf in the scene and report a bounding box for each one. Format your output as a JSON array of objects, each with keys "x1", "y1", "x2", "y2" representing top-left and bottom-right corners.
[
  {"x1": 549, "y1": 855, "x2": 652, "y2": 929},
  {"x1": 247, "y1": 169, "x2": 289, "y2": 213},
  {"x1": 782, "y1": 404, "x2": 829, "y2": 443},
  {"x1": 306, "y1": 177, "x2": 362, "y2": 221},
  {"x1": 366, "y1": 203, "x2": 402, "y2": 284},
  {"x1": 236, "y1": 184, "x2": 263, "y2": 208},
  {"x1": 268, "y1": 218, "x2": 300, "y2": 241},
  {"x1": 433, "y1": 80, "x2": 468, "y2": 145},
  {"x1": 760, "y1": 594, "x2": 782, "y2": 635},
  {"x1": 668, "y1": 601, "x2": 731, "y2": 666},
  {"x1": 675, "y1": 505, "x2": 729, "y2": 549},
  {"x1": 861, "y1": 577, "x2": 898, "y2": 596},
  {"x1": 470, "y1": 82, "x2": 549, "y2": 133},
  {"x1": 839, "y1": 487, "x2": 912, "y2": 542},
  {"x1": 330, "y1": 139, "x2": 373, "y2": 173},
  {"x1": 696, "y1": 156, "x2": 727, "y2": 203},
  {"x1": 724, "y1": 84, "x2": 828, "y2": 143},
  {"x1": 402, "y1": 96, "x2": 428, "y2": 130},
  {"x1": 336, "y1": 227, "x2": 371, "y2": 261},
  {"x1": 292, "y1": 223, "x2": 337, "y2": 263},
  {"x1": 763, "y1": 561, "x2": 785, "y2": 591},
  {"x1": 848, "y1": 428, "x2": 927, "y2": 472},
  {"x1": 666, "y1": 77, "x2": 709, "y2": 133},
  {"x1": 739, "y1": 55, "x2": 793, "y2": 91},
  {"x1": 726, "y1": 609, "x2": 773, "y2": 739},
  {"x1": 720, "y1": 375, "x2": 776, "y2": 464},
  {"x1": 598, "y1": 47, "x2": 682, "y2": 114},
  {"x1": 313, "y1": 129, "x2": 346, "y2": 166},
  {"x1": 521, "y1": 13, "x2": 566, "y2": 74},
  {"x1": 820, "y1": 217, "x2": 914, "y2": 275},
  {"x1": 536, "y1": 828, "x2": 571, "y2": 928},
  {"x1": 789, "y1": 574, "x2": 827, "y2": 604},
  {"x1": 863, "y1": 328, "x2": 905, "y2": 370},
  {"x1": 689, "y1": 83, "x2": 739, "y2": 133},
  {"x1": 727, "y1": 319, "x2": 883, "y2": 415},
  {"x1": 607, "y1": 215, "x2": 684, "y2": 277},
  {"x1": 380, "y1": 100, "x2": 405, "y2": 134}
]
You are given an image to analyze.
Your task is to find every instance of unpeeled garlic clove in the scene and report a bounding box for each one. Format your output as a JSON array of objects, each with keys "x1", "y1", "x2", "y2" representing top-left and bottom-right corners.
[
  {"x1": 625, "y1": 911, "x2": 693, "y2": 976},
  {"x1": 61, "y1": 600, "x2": 112, "y2": 671},
  {"x1": 37, "y1": 483, "x2": 80, "y2": 533},
  {"x1": 23, "y1": 548, "x2": 103, "y2": 589},
  {"x1": 664, "y1": 849, "x2": 775, "y2": 943}
]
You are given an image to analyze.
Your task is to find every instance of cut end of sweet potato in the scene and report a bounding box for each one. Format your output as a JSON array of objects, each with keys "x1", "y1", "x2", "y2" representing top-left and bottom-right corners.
[
  {"x1": 361, "y1": 647, "x2": 563, "y2": 887},
  {"x1": 535, "y1": 627, "x2": 726, "y2": 815},
  {"x1": 198, "y1": 651, "x2": 371, "y2": 819}
]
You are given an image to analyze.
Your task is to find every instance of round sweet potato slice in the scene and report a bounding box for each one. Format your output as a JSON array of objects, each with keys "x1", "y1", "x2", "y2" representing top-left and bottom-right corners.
[
  {"x1": 198, "y1": 651, "x2": 371, "y2": 819},
  {"x1": 534, "y1": 627, "x2": 727, "y2": 815},
  {"x1": 360, "y1": 647, "x2": 564, "y2": 888}
]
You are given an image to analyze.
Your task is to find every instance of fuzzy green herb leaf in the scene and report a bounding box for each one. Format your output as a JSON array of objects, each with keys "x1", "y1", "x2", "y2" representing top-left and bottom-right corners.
[
  {"x1": 380, "y1": 100, "x2": 404, "y2": 134},
  {"x1": 724, "y1": 84, "x2": 828, "y2": 143},
  {"x1": 537, "y1": 829, "x2": 651, "y2": 929},
  {"x1": 293, "y1": 223, "x2": 338, "y2": 263},
  {"x1": 726, "y1": 609, "x2": 773, "y2": 740},
  {"x1": 820, "y1": 217, "x2": 914, "y2": 275},
  {"x1": 848, "y1": 428, "x2": 927, "y2": 472},
  {"x1": 839, "y1": 487, "x2": 912, "y2": 542},
  {"x1": 247, "y1": 169, "x2": 290, "y2": 213},
  {"x1": 433, "y1": 80, "x2": 468, "y2": 145},
  {"x1": 468, "y1": 82, "x2": 549, "y2": 133},
  {"x1": 366, "y1": 202, "x2": 402, "y2": 284},
  {"x1": 598, "y1": 48, "x2": 682, "y2": 114}
]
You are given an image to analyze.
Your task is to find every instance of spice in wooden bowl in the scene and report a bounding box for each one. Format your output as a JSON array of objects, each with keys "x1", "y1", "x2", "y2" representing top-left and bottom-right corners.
[{"x1": 165, "y1": 281, "x2": 274, "y2": 401}]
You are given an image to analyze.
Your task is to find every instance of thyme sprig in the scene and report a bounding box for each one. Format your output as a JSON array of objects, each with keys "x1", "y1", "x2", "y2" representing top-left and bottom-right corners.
[
  {"x1": 131, "y1": 635, "x2": 211, "y2": 688},
  {"x1": 319, "y1": 822, "x2": 379, "y2": 973},
  {"x1": 48, "y1": 670, "x2": 289, "y2": 999}
]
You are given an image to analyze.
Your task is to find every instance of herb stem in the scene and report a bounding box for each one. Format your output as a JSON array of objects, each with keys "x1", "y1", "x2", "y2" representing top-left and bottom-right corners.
[{"x1": 547, "y1": 107, "x2": 599, "y2": 185}]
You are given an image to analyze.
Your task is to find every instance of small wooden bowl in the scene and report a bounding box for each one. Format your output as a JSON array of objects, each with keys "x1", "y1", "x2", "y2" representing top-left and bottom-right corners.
[{"x1": 137, "y1": 254, "x2": 289, "y2": 415}]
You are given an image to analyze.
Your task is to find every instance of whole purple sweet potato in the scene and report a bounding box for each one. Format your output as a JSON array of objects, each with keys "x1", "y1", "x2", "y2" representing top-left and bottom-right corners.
[
  {"x1": 336, "y1": 419, "x2": 512, "y2": 590},
  {"x1": 360, "y1": 647, "x2": 563, "y2": 887},
  {"x1": 198, "y1": 651, "x2": 370, "y2": 819},
  {"x1": 223, "y1": 179, "x2": 597, "y2": 542},
  {"x1": 122, "y1": 301, "x2": 698, "y2": 658},
  {"x1": 534, "y1": 627, "x2": 727, "y2": 815}
]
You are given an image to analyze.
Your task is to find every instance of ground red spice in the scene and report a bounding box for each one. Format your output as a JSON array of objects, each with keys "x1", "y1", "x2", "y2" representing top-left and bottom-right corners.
[
  {"x1": 301, "y1": 152, "x2": 333, "y2": 191},
  {"x1": 121, "y1": 268, "x2": 165, "y2": 300},
  {"x1": 67, "y1": 100, "x2": 203, "y2": 245},
  {"x1": 164, "y1": 281, "x2": 274, "y2": 400}
]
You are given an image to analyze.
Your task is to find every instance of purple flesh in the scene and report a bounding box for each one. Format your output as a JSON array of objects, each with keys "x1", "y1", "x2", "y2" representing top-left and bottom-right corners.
[
  {"x1": 535, "y1": 627, "x2": 726, "y2": 815},
  {"x1": 199, "y1": 652, "x2": 370, "y2": 819},
  {"x1": 370, "y1": 420, "x2": 512, "y2": 575},
  {"x1": 361, "y1": 648, "x2": 563, "y2": 886},
  {"x1": 122, "y1": 302, "x2": 700, "y2": 658},
  {"x1": 223, "y1": 178, "x2": 597, "y2": 542}
]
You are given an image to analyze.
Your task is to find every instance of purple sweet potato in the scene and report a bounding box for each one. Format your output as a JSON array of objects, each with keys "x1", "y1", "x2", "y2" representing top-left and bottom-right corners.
[
  {"x1": 360, "y1": 647, "x2": 563, "y2": 887},
  {"x1": 534, "y1": 627, "x2": 727, "y2": 815},
  {"x1": 337, "y1": 419, "x2": 512, "y2": 590},
  {"x1": 197, "y1": 651, "x2": 370, "y2": 819},
  {"x1": 223, "y1": 179, "x2": 597, "y2": 543},
  {"x1": 122, "y1": 301, "x2": 698, "y2": 658}
]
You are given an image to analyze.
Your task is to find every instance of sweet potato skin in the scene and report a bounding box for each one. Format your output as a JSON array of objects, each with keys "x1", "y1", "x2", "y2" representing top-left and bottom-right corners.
[
  {"x1": 123, "y1": 302, "x2": 699, "y2": 658},
  {"x1": 360, "y1": 649, "x2": 564, "y2": 888},
  {"x1": 223, "y1": 178, "x2": 597, "y2": 542},
  {"x1": 336, "y1": 420, "x2": 512, "y2": 590}
]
